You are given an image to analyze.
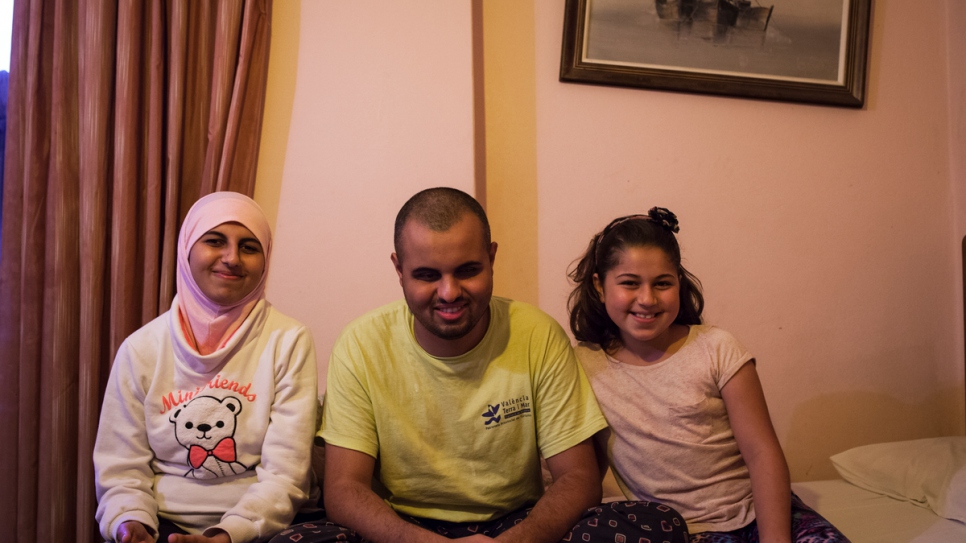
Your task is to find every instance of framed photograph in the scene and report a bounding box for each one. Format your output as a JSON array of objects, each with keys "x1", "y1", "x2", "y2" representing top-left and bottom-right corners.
[{"x1": 560, "y1": 0, "x2": 871, "y2": 107}]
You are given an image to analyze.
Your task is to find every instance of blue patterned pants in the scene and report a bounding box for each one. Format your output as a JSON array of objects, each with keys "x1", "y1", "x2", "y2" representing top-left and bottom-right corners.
[
  {"x1": 270, "y1": 500, "x2": 689, "y2": 543},
  {"x1": 688, "y1": 494, "x2": 849, "y2": 543}
]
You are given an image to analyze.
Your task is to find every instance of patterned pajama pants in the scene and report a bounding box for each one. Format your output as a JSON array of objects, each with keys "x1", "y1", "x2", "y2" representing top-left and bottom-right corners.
[
  {"x1": 688, "y1": 494, "x2": 850, "y2": 543},
  {"x1": 270, "y1": 500, "x2": 689, "y2": 543}
]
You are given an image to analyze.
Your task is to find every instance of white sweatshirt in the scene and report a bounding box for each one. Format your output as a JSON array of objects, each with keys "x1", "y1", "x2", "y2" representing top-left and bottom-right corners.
[{"x1": 94, "y1": 297, "x2": 318, "y2": 543}]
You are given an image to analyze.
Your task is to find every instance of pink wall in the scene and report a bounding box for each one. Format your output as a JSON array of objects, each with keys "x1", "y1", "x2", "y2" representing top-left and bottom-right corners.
[
  {"x1": 534, "y1": 0, "x2": 964, "y2": 479},
  {"x1": 261, "y1": 0, "x2": 965, "y2": 481},
  {"x1": 264, "y1": 1, "x2": 477, "y2": 377}
]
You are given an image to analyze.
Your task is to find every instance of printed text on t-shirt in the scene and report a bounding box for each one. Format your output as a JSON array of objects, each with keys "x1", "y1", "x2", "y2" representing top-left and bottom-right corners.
[{"x1": 159, "y1": 374, "x2": 257, "y2": 414}]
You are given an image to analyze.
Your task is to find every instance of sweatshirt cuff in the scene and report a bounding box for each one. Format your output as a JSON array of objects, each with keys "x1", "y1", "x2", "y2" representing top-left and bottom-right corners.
[
  {"x1": 109, "y1": 512, "x2": 158, "y2": 543},
  {"x1": 208, "y1": 516, "x2": 257, "y2": 543}
]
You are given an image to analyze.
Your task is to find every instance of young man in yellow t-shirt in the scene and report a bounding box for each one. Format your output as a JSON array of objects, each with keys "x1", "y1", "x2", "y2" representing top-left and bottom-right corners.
[{"x1": 272, "y1": 188, "x2": 688, "y2": 543}]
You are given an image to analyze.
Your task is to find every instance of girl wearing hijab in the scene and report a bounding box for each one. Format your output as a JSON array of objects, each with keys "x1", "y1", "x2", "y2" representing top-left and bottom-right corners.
[{"x1": 94, "y1": 192, "x2": 319, "y2": 543}]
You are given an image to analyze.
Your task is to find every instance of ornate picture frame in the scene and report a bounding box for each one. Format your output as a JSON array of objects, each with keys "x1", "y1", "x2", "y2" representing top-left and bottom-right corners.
[{"x1": 560, "y1": 0, "x2": 872, "y2": 108}]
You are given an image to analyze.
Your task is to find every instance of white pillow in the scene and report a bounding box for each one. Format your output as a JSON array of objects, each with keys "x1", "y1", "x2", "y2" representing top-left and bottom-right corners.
[{"x1": 830, "y1": 437, "x2": 966, "y2": 522}]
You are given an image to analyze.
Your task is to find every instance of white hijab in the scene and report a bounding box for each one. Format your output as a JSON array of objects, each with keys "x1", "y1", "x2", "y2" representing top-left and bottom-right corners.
[{"x1": 175, "y1": 192, "x2": 273, "y2": 354}]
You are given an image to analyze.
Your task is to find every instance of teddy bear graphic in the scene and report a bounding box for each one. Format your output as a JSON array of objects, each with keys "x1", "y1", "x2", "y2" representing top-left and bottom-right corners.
[{"x1": 169, "y1": 395, "x2": 250, "y2": 479}]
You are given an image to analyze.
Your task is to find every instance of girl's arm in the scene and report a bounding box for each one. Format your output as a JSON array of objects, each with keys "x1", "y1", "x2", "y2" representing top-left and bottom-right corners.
[
  {"x1": 94, "y1": 342, "x2": 161, "y2": 542},
  {"x1": 721, "y1": 362, "x2": 792, "y2": 543}
]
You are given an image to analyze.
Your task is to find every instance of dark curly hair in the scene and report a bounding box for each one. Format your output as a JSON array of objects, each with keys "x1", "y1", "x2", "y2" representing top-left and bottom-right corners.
[{"x1": 568, "y1": 208, "x2": 704, "y2": 353}]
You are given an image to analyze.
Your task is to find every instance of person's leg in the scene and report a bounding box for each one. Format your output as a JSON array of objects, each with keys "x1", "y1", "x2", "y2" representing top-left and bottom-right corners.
[
  {"x1": 156, "y1": 519, "x2": 189, "y2": 542},
  {"x1": 790, "y1": 493, "x2": 851, "y2": 543},
  {"x1": 269, "y1": 520, "x2": 367, "y2": 543},
  {"x1": 689, "y1": 531, "x2": 747, "y2": 543},
  {"x1": 291, "y1": 508, "x2": 329, "y2": 525},
  {"x1": 689, "y1": 491, "x2": 853, "y2": 543},
  {"x1": 271, "y1": 510, "x2": 495, "y2": 543},
  {"x1": 468, "y1": 508, "x2": 532, "y2": 538},
  {"x1": 688, "y1": 520, "x2": 757, "y2": 543},
  {"x1": 266, "y1": 492, "x2": 330, "y2": 542},
  {"x1": 400, "y1": 508, "x2": 533, "y2": 539},
  {"x1": 568, "y1": 501, "x2": 689, "y2": 543}
]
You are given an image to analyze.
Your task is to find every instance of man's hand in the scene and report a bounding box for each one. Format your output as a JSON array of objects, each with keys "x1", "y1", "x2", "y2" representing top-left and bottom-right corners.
[
  {"x1": 168, "y1": 529, "x2": 231, "y2": 543},
  {"x1": 117, "y1": 521, "x2": 154, "y2": 543},
  {"x1": 494, "y1": 439, "x2": 600, "y2": 543},
  {"x1": 324, "y1": 444, "x2": 450, "y2": 543}
]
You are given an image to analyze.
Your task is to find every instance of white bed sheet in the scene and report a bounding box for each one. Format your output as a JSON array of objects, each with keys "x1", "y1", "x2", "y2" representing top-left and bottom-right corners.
[{"x1": 792, "y1": 479, "x2": 966, "y2": 543}]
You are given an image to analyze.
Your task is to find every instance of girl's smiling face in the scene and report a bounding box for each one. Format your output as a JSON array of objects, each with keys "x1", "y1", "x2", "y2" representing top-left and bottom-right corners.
[
  {"x1": 189, "y1": 222, "x2": 265, "y2": 305},
  {"x1": 594, "y1": 245, "x2": 681, "y2": 356}
]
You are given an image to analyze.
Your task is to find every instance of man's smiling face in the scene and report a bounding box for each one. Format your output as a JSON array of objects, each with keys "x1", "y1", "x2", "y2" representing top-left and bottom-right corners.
[{"x1": 391, "y1": 213, "x2": 497, "y2": 358}]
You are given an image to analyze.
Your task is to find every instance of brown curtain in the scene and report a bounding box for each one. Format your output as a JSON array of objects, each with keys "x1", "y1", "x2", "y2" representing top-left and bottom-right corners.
[{"x1": 0, "y1": 1, "x2": 273, "y2": 542}]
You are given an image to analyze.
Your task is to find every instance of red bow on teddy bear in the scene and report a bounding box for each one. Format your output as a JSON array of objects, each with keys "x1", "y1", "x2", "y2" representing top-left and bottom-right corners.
[{"x1": 188, "y1": 437, "x2": 237, "y2": 469}]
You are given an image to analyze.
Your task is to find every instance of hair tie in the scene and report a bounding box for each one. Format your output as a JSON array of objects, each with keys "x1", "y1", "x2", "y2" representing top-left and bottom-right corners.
[
  {"x1": 646, "y1": 207, "x2": 680, "y2": 233},
  {"x1": 593, "y1": 207, "x2": 681, "y2": 262},
  {"x1": 598, "y1": 208, "x2": 680, "y2": 238}
]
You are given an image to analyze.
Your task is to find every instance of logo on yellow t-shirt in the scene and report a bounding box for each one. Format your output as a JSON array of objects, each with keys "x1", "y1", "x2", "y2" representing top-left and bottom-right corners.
[
  {"x1": 482, "y1": 395, "x2": 532, "y2": 429},
  {"x1": 482, "y1": 403, "x2": 502, "y2": 425}
]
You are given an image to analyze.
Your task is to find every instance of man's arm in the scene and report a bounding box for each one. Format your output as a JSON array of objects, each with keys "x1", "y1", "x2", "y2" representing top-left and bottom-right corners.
[
  {"x1": 591, "y1": 429, "x2": 610, "y2": 480},
  {"x1": 494, "y1": 439, "x2": 601, "y2": 543},
  {"x1": 324, "y1": 444, "x2": 452, "y2": 543}
]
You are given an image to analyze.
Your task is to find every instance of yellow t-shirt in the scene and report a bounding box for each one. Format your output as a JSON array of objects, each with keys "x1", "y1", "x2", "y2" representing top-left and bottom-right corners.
[{"x1": 321, "y1": 297, "x2": 606, "y2": 522}]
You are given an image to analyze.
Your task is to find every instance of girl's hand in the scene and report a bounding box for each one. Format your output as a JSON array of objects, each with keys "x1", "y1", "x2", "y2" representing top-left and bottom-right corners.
[
  {"x1": 117, "y1": 521, "x2": 153, "y2": 543},
  {"x1": 167, "y1": 530, "x2": 231, "y2": 543}
]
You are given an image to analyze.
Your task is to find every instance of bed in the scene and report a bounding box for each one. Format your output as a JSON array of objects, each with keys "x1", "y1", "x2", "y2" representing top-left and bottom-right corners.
[
  {"x1": 790, "y1": 437, "x2": 966, "y2": 543},
  {"x1": 792, "y1": 479, "x2": 966, "y2": 542}
]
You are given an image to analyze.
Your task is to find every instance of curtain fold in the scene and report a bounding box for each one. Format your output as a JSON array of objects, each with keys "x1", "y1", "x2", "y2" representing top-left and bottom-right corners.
[
  {"x1": 76, "y1": 1, "x2": 118, "y2": 540},
  {"x1": 0, "y1": 1, "x2": 274, "y2": 542}
]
